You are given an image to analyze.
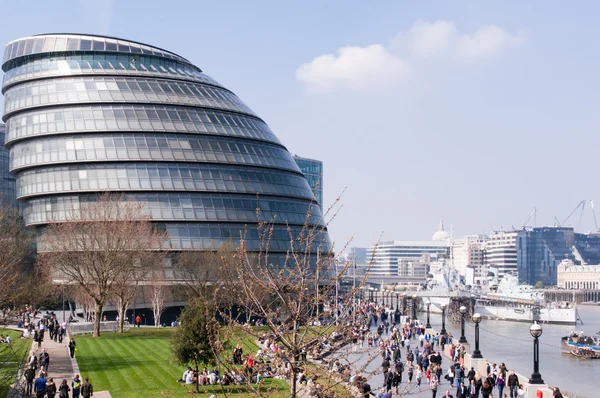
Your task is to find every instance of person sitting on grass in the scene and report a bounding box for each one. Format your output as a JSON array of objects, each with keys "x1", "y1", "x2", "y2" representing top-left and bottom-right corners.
[{"x1": 209, "y1": 367, "x2": 219, "y2": 385}]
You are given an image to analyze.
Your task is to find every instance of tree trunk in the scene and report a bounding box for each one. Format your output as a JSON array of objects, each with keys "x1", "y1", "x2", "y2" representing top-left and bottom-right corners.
[
  {"x1": 117, "y1": 300, "x2": 128, "y2": 333},
  {"x1": 93, "y1": 301, "x2": 103, "y2": 337},
  {"x1": 291, "y1": 363, "x2": 297, "y2": 398}
]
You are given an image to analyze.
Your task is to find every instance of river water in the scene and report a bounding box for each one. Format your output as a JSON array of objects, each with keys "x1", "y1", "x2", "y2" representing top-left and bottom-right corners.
[{"x1": 340, "y1": 306, "x2": 598, "y2": 398}]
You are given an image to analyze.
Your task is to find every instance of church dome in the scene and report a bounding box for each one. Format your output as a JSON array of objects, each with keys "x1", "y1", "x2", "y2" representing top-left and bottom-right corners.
[{"x1": 432, "y1": 218, "x2": 450, "y2": 241}]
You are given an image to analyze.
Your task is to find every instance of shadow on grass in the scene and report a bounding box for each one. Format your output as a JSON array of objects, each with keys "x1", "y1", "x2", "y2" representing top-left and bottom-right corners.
[{"x1": 77, "y1": 357, "x2": 148, "y2": 372}]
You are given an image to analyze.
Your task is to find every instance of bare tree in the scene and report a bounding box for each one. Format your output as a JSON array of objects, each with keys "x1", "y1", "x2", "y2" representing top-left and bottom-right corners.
[
  {"x1": 0, "y1": 204, "x2": 34, "y2": 313},
  {"x1": 147, "y1": 278, "x2": 167, "y2": 328},
  {"x1": 110, "y1": 272, "x2": 138, "y2": 333},
  {"x1": 38, "y1": 193, "x2": 167, "y2": 337},
  {"x1": 218, "y1": 196, "x2": 376, "y2": 398}
]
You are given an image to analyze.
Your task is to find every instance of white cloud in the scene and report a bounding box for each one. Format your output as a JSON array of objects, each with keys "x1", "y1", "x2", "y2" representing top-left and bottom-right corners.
[
  {"x1": 456, "y1": 25, "x2": 523, "y2": 61},
  {"x1": 295, "y1": 44, "x2": 411, "y2": 93},
  {"x1": 297, "y1": 20, "x2": 523, "y2": 93}
]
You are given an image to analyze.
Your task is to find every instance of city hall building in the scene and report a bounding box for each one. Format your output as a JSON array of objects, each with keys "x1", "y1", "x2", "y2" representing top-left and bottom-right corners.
[{"x1": 2, "y1": 34, "x2": 329, "y2": 273}]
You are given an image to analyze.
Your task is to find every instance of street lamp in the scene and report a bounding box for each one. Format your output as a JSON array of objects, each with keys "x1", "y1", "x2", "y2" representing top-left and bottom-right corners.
[
  {"x1": 459, "y1": 305, "x2": 468, "y2": 343},
  {"x1": 412, "y1": 295, "x2": 417, "y2": 320},
  {"x1": 401, "y1": 293, "x2": 407, "y2": 317},
  {"x1": 440, "y1": 304, "x2": 447, "y2": 334},
  {"x1": 395, "y1": 292, "x2": 399, "y2": 310},
  {"x1": 529, "y1": 322, "x2": 545, "y2": 384},
  {"x1": 425, "y1": 303, "x2": 432, "y2": 328},
  {"x1": 472, "y1": 313, "x2": 483, "y2": 358}
]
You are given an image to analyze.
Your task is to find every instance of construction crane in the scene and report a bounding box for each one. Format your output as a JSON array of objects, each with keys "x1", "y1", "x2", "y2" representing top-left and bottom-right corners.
[
  {"x1": 558, "y1": 200, "x2": 586, "y2": 228},
  {"x1": 591, "y1": 200, "x2": 600, "y2": 232},
  {"x1": 521, "y1": 207, "x2": 537, "y2": 229}
]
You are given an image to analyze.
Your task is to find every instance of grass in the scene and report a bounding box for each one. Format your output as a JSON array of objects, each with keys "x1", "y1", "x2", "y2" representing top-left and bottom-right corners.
[
  {"x1": 0, "y1": 329, "x2": 32, "y2": 398},
  {"x1": 75, "y1": 328, "x2": 289, "y2": 398}
]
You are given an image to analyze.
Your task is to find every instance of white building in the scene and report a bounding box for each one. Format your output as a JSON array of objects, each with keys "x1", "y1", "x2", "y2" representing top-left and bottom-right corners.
[
  {"x1": 367, "y1": 221, "x2": 450, "y2": 277},
  {"x1": 483, "y1": 231, "x2": 518, "y2": 281},
  {"x1": 451, "y1": 234, "x2": 487, "y2": 277},
  {"x1": 557, "y1": 259, "x2": 600, "y2": 289}
]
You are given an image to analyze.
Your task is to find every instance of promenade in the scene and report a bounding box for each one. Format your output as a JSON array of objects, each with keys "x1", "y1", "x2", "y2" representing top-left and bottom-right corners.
[{"x1": 8, "y1": 312, "x2": 112, "y2": 398}]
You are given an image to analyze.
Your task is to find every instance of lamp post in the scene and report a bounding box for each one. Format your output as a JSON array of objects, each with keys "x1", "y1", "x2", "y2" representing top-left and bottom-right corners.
[
  {"x1": 401, "y1": 293, "x2": 407, "y2": 317},
  {"x1": 381, "y1": 289, "x2": 385, "y2": 306},
  {"x1": 425, "y1": 303, "x2": 431, "y2": 328},
  {"x1": 459, "y1": 305, "x2": 468, "y2": 343},
  {"x1": 472, "y1": 313, "x2": 483, "y2": 358},
  {"x1": 529, "y1": 322, "x2": 545, "y2": 384},
  {"x1": 440, "y1": 304, "x2": 447, "y2": 334},
  {"x1": 412, "y1": 295, "x2": 417, "y2": 320},
  {"x1": 396, "y1": 293, "x2": 399, "y2": 311}
]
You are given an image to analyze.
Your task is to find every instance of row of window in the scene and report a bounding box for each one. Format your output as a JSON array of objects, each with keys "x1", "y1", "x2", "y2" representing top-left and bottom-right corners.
[
  {"x1": 5, "y1": 105, "x2": 278, "y2": 145},
  {"x1": 24, "y1": 193, "x2": 324, "y2": 226},
  {"x1": 4, "y1": 57, "x2": 220, "y2": 89},
  {"x1": 4, "y1": 76, "x2": 253, "y2": 116},
  {"x1": 159, "y1": 223, "x2": 329, "y2": 252},
  {"x1": 4, "y1": 35, "x2": 190, "y2": 66},
  {"x1": 17, "y1": 163, "x2": 314, "y2": 200},
  {"x1": 10, "y1": 133, "x2": 299, "y2": 172}
]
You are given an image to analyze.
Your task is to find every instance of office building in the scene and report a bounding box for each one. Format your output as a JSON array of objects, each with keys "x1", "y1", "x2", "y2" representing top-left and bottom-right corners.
[
  {"x1": 516, "y1": 227, "x2": 574, "y2": 286},
  {"x1": 484, "y1": 231, "x2": 518, "y2": 280},
  {"x1": 293, "y1": 155, "x2": 323, "y2": 209},
  {"x1": 451, "y1": 234, "x2": 486, "y2": 277},
  {"x1": 0, "y1": 124, "x2": 16, "y2": 207},
  {"x1": 2, "y1": 34, "x2": 330, "y2": 265},
  {"x1": 557, "y1": 259, "x2": 600, "y2": 290},
  {"x1": 367, "y1": 222, "x2": 450, "y2": 277}
]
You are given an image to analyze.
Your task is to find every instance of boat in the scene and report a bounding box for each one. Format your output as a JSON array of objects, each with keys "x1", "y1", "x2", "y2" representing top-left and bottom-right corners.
[
  {"x1": 561, "y1": 331, "x2": 600, "y2": 357},
  {"x1": 474, "y1": 275, "x2": 577, "y2": 325},
  {"x1": 570, "y1": 347, "x2": 600, "y2": 359}
]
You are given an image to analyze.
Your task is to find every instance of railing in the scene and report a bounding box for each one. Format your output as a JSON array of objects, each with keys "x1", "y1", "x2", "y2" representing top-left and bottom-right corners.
[{"x1": 67, "y1": 321, "x2": 132, "y2": 335}]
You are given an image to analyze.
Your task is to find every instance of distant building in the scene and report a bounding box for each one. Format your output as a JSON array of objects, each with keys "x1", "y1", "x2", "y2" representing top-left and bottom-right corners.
[
  {"x1": 452, "y1": 234, "x2": 486, "y2": 277},
  {"x1": 516, "y1": 227, "x2": 576, "y2": 286},
  {"x1": 557, "y1": 259, "x2": 600, "y2": 289},
  {"x1": 293, "y1": 156, "x2": 323, "y2": 209},
  {"x1": 0, "y1": 124, "x2": 16, "y2": 207},
  {"x1": 484, "y1": 231, "x2": 518, "y2": 281},
  {"x1": 367, "y1": 221, "x2": 450, "y2": 278}
]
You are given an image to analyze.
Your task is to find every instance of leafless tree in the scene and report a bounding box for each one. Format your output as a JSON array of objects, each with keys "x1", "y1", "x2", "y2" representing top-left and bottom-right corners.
[
  {"x1": 0, "y1": 204, "x2": 35, "y2": 313},
  {"x1": 38, "y1": 193, "x2": 167, "y2": 337},
  {"x1": 217, "y1": 195, "x2": 379, "y2": 398},
  {"x1": 147, "y1": 276, "x2": 168, "y2": 328}
]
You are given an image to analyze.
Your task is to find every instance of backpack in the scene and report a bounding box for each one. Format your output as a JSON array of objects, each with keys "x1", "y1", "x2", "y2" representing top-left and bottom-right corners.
[{"x1": 73, "y1": 380, "x2": 81, "y2": 390}]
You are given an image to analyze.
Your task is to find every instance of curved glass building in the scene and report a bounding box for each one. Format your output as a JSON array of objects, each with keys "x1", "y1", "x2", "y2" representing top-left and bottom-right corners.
[{"x1": 2, "y1": 34, "x2": 329, "y2": 263}]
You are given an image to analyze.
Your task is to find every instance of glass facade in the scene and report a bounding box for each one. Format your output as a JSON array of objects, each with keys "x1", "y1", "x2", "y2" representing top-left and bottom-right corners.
[
  {"x1": 0, "y1": 124, "x2": 16, "y2": 207},
  {"x1": 2, "y1": 34, "x2": 329, "y2": 256},
  {"x1": 293, "y1": 155, "x2": 323, "y2": 209},
  {"x1": 516, "y1": 227, "x2": 575, "y2": 285}
]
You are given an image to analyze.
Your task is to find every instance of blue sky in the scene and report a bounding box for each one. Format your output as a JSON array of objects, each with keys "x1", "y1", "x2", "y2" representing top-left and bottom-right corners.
[{"x1": 2, "y1": 1, "x2": 600, "y2": 248}]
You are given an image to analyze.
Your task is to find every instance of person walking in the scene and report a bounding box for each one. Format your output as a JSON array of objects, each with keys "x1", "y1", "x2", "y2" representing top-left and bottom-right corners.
[
  {"x1": 81, "y1": 378, "x2": 93, "y2": 398},
  {"x1": 24, "y1": 365, "x2": 35, "y2": 396},
  {"x1": 72, "y1": 374, "x2": 82, "y2": 398},
  {"x1": 46, "y1": 377, "x2": 57, "y2": 398},
  {"x1": 431, "y1": 376, "x2": 439, "y2": 398},
  {"x1": 58, "y1": 380, "x2": 69, "y2": 398},
  {"x1": 69, "y1": 339, "x2": 76, "y2": 358},
  {"x1": 40, "y1": 349, "x2": 50, "y2": 373},
  {"x1": 507, "y1": 371, "x2": 519, "y2": 398},
  {"x1": 34, "y1": 371, "x2": 47, "y2": 398}
]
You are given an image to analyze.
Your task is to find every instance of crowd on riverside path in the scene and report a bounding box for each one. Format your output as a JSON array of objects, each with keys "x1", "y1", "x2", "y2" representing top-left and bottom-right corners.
[
  {"x1": 320, "y1": 301, "x2": 566, "y2": 398},
  {"x1": 4, "y1": 305, "x2": 95, "y2": 398}
]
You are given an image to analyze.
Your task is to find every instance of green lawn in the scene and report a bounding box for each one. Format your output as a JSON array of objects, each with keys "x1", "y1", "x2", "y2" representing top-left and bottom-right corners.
[
  {"x1": 75, "y1": 328, "x2": 289, "y2": 397},
  {"x1": 0, "y1": 329, "x2": 31, "y2": 398}
]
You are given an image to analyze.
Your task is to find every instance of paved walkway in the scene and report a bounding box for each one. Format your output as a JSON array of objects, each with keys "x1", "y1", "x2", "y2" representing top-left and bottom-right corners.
[{"x1": 8, "y1": 316, "x2": 112, "y2": 398}]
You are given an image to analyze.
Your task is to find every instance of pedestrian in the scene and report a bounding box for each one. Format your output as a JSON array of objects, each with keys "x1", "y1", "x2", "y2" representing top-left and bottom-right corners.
[
  {"x1": 416, "y1": 366, "x2": 423, "y2": 391},
  {"x1": 69, "y1": 339, "x2": 76, "y2": 358},
  {"x1": 81, "y1": 377, "x2": 93, "y2": 398},
  {"x1": 40, "y1": 349, "x2": 50, "y2": 373},
  {"x1": 431, "y1": 376, "x2": 439, "y2": 398},
  {"x1": 507, "y1": 370, "x2": 519, "y2": 398},
  {"x1": 468, "y1": 379, "x2": 477, "y2": 398},
  {"x1": 72, "y1": 374, "x2": 82, "y2": 398},
  {"x1": 34, "y1": 371, "x2": 47, "y2": 398},
  {"x1": 135, "y1": 315, "x2": 141, "y2": 327},
  {"x1": 58, "y1": 379, "x2": 70, "y2": 398},
  {"x1": 496, "y1": 372, "x2": 506, "y2": 398},
  {"x1": 517, "y1": 384, "x2": 526, "y2": 398},
  {"x1": 46, "y1": 377, "x2": 57, "y2": 398},
  {"x1": 553, "y1": 387, "x2": 564, "y2": 398},
  {"x1": 24, "y1": 365, "x2": 35, "y2": 395}
]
